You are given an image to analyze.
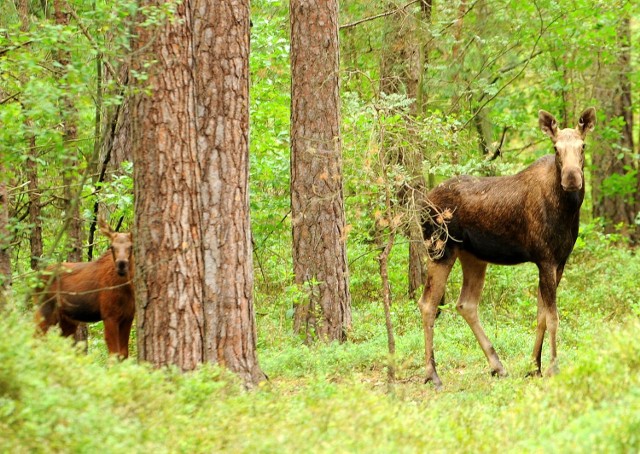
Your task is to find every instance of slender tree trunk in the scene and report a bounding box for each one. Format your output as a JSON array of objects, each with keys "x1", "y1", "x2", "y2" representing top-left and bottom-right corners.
[
  {"x1": 407, "y1": 1, "x2": 433, "y2": 299},
  {"x1": 26, "y1": 129, "x2": 42, "y2": 271},
  {"x1": 91, "y1": 68, "x2": 130, "y2": 261},
  {"x1": 54, "y1": 0, "x2": 87, "y2": 345},
  {"x1": 17, "y1": 0, "x2": 43, "y2": 272},
  {"x1": 377, "y1": 164, "x2": 396, "y2": 384},
  {"x1": 415, "y1": 0, "x2": 433, "y2": 113},
  {"x1": 290, "y1": 0, "x2": 352, "y2": 342},
  {"x1": 378, "y1": 3, "x2": 431, "y2": 300},
  {"x1": 0, "y1": 179, "x2": 10, "y2": 309},
  {"x1": 0, "y1": 82, "x2": 10, "y2": 309},
  {"x1": 592, "y1": 17, "x2": 635, "y2": 239},
  {"x1": 378, "y1": 231, "x2": 396, "y2": 385},
  {"x1": 104, "y1": 69, "x2": 132, "y2": 169},
  {"x1": 132, "y1": 0, "x2": 264, "y2": 384},
  {"x1": 54, "y1": 0, "x2": 83, "y2": 261},
  {"x1": 451, "y1": 0, "x2": 466, "y2": 60}
]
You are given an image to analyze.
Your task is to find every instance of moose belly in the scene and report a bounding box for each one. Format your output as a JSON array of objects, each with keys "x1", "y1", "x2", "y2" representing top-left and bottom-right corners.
[
  {"x1": 61, "y1": 297, "x2": 103, "y2": 323},
  {"x1": 461, "y1": 228, "x2": 532, "y2": 265}
]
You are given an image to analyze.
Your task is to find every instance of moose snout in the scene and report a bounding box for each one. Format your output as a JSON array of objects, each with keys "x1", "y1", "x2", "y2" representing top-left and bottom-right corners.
[
  {"x1": 561, "y1": 167, "x2": 583, "y2": 192},
  {"x1": 116, "y1": 260, "x2": 129, "y2": 276}
]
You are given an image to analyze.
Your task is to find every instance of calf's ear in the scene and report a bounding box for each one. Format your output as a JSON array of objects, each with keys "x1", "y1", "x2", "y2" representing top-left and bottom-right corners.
[
  {"x1": 539, "y1": 110, "x2": 558, "y2": 142},
  {"x1": 98, "y1": 216, "x2": 113, "y2": 239},
  {"x1": 577, "y1": 107, "x2": 596, "y2": 138}
]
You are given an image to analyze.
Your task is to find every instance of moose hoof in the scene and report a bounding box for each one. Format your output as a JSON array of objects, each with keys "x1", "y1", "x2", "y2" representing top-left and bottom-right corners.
[
  {"x1": 545, "y1": 364, "x2": 560, "y2": 377},
  {"x1": 491, "y1": 368, "x2": 508, "y2": 378},
  {"x1": 424, "y1": 374, "x2": 443, "y2": 391},
  {"x1": 525, "y1": 370, "x2": 542, "y2": 378}
]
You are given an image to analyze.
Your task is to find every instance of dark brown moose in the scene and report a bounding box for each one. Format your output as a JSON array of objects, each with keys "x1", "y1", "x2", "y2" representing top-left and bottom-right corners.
[
  {"x1": 35, "y1": 219, "x2": 135, "y2": 358},
  {"x1": 419, "y1": 107, "x2": 596, "y2": 389}
]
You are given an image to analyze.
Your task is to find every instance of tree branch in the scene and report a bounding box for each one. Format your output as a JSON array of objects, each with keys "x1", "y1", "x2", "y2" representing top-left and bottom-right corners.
[
  {"x1": 487, "y1": 126, "x2": 508, "y2": 161},
  {"x1": 459, "y1": 1, "x2": 562, "y2": 131},
  {"x1": 62, "y1": 0, "x2": 117, "y2": 80},
  {"x1": 340, "y1": 0, "x2": 420, "y2": 30}
]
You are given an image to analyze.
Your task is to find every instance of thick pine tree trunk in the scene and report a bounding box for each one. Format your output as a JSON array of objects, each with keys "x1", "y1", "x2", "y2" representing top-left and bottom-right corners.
[
  {"x1": 132, "y1": 0, "x2": 264, "y2": 384},
  {"x1": 133, "y1": 0, "x2": 207, "y2": 370},
  {"x1": 290, "y1": 0, "x2": 352, "y2": 342},
  {"x1": 194, "y1": 1, "x2": 265, "y2": 384}
]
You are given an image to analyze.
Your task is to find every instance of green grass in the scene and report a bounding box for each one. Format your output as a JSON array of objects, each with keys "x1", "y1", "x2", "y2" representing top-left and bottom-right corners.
[{"x1": 2, "y1": 231, "x2": 640, "y2": 453}]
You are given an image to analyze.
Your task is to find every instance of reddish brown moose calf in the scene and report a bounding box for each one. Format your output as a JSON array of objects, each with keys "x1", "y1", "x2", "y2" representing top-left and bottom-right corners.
[
  {"x1": 420, "y1": 107, "x2": 596, "y2": 389},
  {"x1": 35, "y1": 219, "x2": 135, "y2": 358}
]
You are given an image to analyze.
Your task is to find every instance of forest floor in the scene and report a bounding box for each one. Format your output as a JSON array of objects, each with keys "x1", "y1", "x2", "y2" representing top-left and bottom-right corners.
[{"x1": 2, "y1": 231, "x2": 639, "y2": 453}]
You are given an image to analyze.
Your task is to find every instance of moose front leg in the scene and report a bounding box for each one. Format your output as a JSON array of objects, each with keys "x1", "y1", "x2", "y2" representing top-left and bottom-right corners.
[
  {"x1": 118, "y1": 317, "x2": 133, "y2": 359},
  {"x1": 530, "y1": 264, "x2": 560, "y2": 377},
  {"x1": 529, "y1": 294, "x2": 547, "y2": 377},
  {"x1": 419, "y1": 255, "x2": 455, "y2": 390},
  {"x1": 103, "y1": 317, "x2": 122, "y2": 357}
]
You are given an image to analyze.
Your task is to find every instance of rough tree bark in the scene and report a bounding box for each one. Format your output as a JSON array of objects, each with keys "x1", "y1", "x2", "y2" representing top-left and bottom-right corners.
[
  {"x1": 132, "y1": 0, "x2": 265, "y2": 384},
  {"x1": 194, "y1": 1, "x2": 265, "y2": 384},
  {"x1": 290, "y1": 0, "x2": 352, "y2": 342}
]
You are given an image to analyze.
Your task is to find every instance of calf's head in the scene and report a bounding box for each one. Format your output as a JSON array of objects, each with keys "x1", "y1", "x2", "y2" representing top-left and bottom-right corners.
[
  {"x1": 99, "y1": 218, "x2": 133, "y2": 277},
  {"x1": 539, "y1": 107, "x2": 596, "y2": 192}
]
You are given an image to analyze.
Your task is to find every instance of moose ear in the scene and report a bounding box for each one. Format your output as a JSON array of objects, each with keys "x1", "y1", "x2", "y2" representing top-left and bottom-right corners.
[
  {"x1": 538, "y1": 110, "x2": 558, "y2": 141},
  {"x1": 98, "y1": 216, "x2": 113, "y2": 239},
  {"x1": 577, "y1": 107, "x2": 596, "y2": 138}
]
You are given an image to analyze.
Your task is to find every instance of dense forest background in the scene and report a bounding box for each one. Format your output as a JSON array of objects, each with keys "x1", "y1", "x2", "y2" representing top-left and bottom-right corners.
[{"x1": 1, "y1": 0, "x2": 640, "y2": 451}]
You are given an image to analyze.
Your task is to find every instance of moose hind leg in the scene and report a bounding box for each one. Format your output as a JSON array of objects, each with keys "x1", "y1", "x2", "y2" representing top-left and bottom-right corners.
[
  {"x1": 456, "y1": 251, "x2": 506, "y2": 377},
  {"x1": 418, "y1": 254, "x2": 456, "y2": 389},
  {"x1": 35, "y1": 299, "x2": 58, "y2": 334}
]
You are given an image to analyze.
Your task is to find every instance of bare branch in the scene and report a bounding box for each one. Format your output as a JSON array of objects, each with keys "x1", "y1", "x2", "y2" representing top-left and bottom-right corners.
[
  {"x1": 487, "y1": 126, "x2": 509, "y2": 161},
  {"x1": 340, "y1": 0, "x2": 420, "y2": 30},
  {"x1": 458, "y1": 2, "x2": 562, "y2": 131}
]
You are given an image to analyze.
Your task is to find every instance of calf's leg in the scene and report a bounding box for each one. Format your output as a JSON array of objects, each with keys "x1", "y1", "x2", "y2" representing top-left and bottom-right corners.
[
  {"x1": 103, "y1": 317, "x2": 122, "y2": 356},
  {"x1": 59, "y1": 313, "x2": 79, "y2": 337},
  {"x1": 419, "y1": 254, "x2": 456, "y2": 389},
  {"x1": 118, "y1": 317, "x2": 133, "y2": 358},
  {"x1": 456, "y1": 251, "x2": 506, "y2": 377}
]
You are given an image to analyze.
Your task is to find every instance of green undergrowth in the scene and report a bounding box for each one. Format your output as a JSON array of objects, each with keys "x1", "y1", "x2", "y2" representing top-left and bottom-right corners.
[
  {"x1": 2, "y1": 230, "x2": 640, "y2": 452},
  {"x1": 2, "y1": 315, "x2": 639, "y2": 452}
]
